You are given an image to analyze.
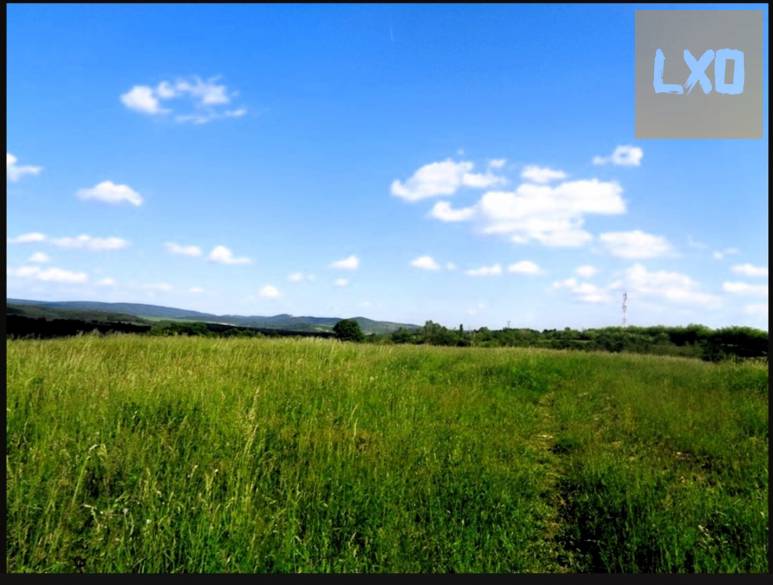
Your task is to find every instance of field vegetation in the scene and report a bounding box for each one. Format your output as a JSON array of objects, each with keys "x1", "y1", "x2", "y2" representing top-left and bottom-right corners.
[{"x1": 6, "y1": 335, "x2": 768, "y2": 572}]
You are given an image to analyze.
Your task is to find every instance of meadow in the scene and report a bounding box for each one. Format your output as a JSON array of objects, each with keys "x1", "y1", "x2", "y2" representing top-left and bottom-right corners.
[{"x1": 6, "y1": 335, "x2": 769, "y2": 573}]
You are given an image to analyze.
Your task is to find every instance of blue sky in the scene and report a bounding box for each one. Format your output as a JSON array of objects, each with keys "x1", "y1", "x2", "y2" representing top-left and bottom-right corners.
[{"x1": 7, "y1": 4, "x2": 769, "y2": 329}]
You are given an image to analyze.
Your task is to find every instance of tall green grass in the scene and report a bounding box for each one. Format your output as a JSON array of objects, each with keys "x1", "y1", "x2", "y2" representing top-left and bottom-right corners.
[{"x1": 6, "y1": 335, "x2": 768, "y2": 572}]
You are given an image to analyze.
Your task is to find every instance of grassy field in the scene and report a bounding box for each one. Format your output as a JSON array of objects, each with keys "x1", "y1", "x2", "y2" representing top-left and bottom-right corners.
[{"x1": 6, "y1": 335, "x2": 769, "y2": 573}]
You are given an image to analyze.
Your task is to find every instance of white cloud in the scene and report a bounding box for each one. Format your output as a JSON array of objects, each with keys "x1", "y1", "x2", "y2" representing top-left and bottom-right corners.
[
  {"x1": 334, "y1": 278, "x2": 349, "y2": 287},
  {"x1": 121, "y1": 76, "x2": 246, "y2": 124},
  {"x1": 467, "y1": 302, "x2": 487, "y2": 316},
  {"x1": 51, "y1": 235, "x2": 129, "y2": 251},
  {"x1": 731, "y1": 263, "x2": 767, "y2": 278},
  {"x1": 488, "y1": 159, "x2": 507, "y2": 169},
  {"x1": 97, "y1": 277, "x2": 116, "y2": 287},
  {"x1": 391, "y1": 159, "x2": 505, "y2": 202},
  {"x1": 189, "y1": 286, "x2": 205, "y2": 293},
  {"x1": 77, "y1": 180, "x2": 143, "y2": 206},
  {"x1": 465, "y1": 263, "x2": 502, "y2": 277},
  {"x1": 446, "y1": 262, "x2": 457, "y2": 271},
  {"x1": 121, "y1": 86, "x2": 167, "y2": 115},
  {"x1": 592, "y1": 145, "x2": 644, "y2": 167},
  {"x1": 429, "y1": 201, "x2": 477, "y2": 222},
  {"x1": 288, "y1": 272, "x2": 314, "y2": 283},
  {"x1": 744, "y1": 303, "x2": 768, "y2": 318},
  {"x1": 599, "y1": 230, "x2": 672, "y2": 259},
  {"x1": 623, "y1": 264, "x2": 720, "y2": 307},
  {"x1": 521, "y1": 165, "x2": 567, "y2": 184},
  {"x1": 208, "y1": 245, "x2": 252, "y2": 265},
  {"x1": 165, "y1": 242, "x2": 202, "y2": 257},
  {"x1": 722, "y1": 281, "x2": 768, "y2": 297},
  {"x1": 330, "y1": 255, "x2": 359, "y2": 270},
  {"x1": 7, "y1": 153, "x2": 43, "y2": 182},
  {"x1": 9, "y1": 265, "x2": 88, "y2": 284},
  {"x1": 575, "y1": 265, "x2": 598, "y2": 278},
  {"x1": 713, "y1": 247, "x2": 740, "y2": 261},
  {"x1": 9, "y1": 232, "x2": 47, "y2": 244},
  {"x1": 28, "y1": 252, "x2": 50, "y2": 263},
  {"x1": 258, "y1": 284, "x2": 281, "y2": 299},
  {"x1": 507, "y1": 260, "x2": 542, "y2": 275},
  {"x1": 410, "y1": 255, "x2": 441, "y2": 271},
  {"x1": 477, "y1": 179, "x2": 625, "y2": 247},
  {"x1": 552, "y1": 277, "x2": 611, "y2": 304}
]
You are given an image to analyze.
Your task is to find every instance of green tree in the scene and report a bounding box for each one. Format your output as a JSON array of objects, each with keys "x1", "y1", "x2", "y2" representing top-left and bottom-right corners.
[{"x1": 333, "y1": 319, "x2": 364, "y2": 342}]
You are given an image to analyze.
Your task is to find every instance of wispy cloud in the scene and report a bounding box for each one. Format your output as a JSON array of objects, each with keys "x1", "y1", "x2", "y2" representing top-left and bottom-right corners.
[
  {"x1": 121, "y1": 76, "x2": 247, "y2": 124},
  {"x1": 165, "y1": 242, "x2": 203, "y2": 257},
  {"x1": 334, "y1": 278, "x2": 350, "y2": 287},
  {"x1": 521, "y1": 165, "x2": 567, "y2": 184},
  {"x1": 465, "y1": 263, "x2": 502, "y2": 277},
  {"x1": 599, "y1": 230, "x2": 672, "y2": 259},
  {"x1": 507, "y1": 260, "x2": 542, "y2": 275},
  {"x1": 8, "y1": 265, "x2": 88, "y2": 284},
  {"x1": 7, "y1": 153, "x2": 43, "y2": 182},
  {"x1": 592, "y1": 145, "x2": 643, "y2": 167},
  {"x1": 330, "y1": 255, "x2": 359, "y2": 270},
  {"x1": 731, "y1": 263, "x2": 767, "y2": 278},
  {"x1": 391, "y1": 159, "x2": 505, "y2": 202},
  {"x1": 722, "y1": 281, "x2": 768, "y2": 297},
  {"x1": 51, "y1": 235, "x2": 130, "y2": 251}
]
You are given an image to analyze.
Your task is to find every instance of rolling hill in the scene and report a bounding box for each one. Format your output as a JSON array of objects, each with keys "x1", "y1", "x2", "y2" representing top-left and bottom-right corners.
[{"x1": 6, "y1": 299, "x2": 418, "y2": 335}]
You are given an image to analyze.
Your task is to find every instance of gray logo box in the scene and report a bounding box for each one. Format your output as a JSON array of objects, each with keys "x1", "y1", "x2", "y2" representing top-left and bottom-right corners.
[{"x1": 635, "y1": 10, "x2": 762, "y2": 139}]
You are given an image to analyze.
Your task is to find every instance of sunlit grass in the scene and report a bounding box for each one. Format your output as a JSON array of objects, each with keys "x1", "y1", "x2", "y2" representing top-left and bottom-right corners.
[{"x1": 6, "y1": 335, "x2": 768, "y2": 572}]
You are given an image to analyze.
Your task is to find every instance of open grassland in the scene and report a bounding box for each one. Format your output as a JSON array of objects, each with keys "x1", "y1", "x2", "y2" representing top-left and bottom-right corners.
[{"x1": 6, "y1": 336, "x2": 769, "y2": 573}]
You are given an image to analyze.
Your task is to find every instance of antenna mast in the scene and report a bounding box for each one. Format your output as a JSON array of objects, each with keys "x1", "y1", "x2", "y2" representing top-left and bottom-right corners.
[{"x1": 622, "y1": 291, "x2": 628, "y2": 327}]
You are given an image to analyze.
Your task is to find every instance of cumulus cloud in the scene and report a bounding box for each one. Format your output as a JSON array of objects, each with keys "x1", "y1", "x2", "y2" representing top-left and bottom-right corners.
[
  {"x1": 713, "y1": 247, "x2": 740, "y2": 261},
  {"x1": 121, "y1": 76, "x2": 247, "y2": 124},
  {"x1": 51, "y1": 235, "x2": 129, "y2": 251},
  {"x1": 488, "y1": 159, "x2": 507, "y2": 169},
  {"x1": 8, "y1": 265, "x2": 88, "y2": 284},
  {"x1": 507, "y1": 260, "x2": 542, "y2": 275},
  {"x1": 330, "y1": 255, "x2": 359, "y2": 270},
  {"x1": 575, "y1": 265, "x2": 598, "y2": 278},
  {"x1": 391, "y1": 159, "x2": 505, "y2": 202},
  {"x1": 28, "y1": 252, "x2": 50, "y2": 263},
  {"x1": 410, "y1": 255, "x2": 441, "y2": 271},
  {"x1": 97, "y1": 277, "x2": 116, "y2": 287},
  {"x1": 7, "y1": 153, "x2": 43, "y2": 182},
  {"x1": 465, "y1": 263, "x2": 502, "y2": 277},
  {"x1": 622, "y1": 264, "x2": 720, "y2": 307},
  {"x1": 258, "y1": 284, "x2": 281, "y2": 299},
  {"x1": 552, "y1": 278, "x2": 611, "y2": 304},
  {"x1": 722, "y1": 281, "x2": 768, "y2": 297},
  {"x1": 599, "y1": 230, "x2": 672, "y2": 259},
  {"x1": 592, "y1": 145, "x2": 644, "y2": 167},
  {"x1": 9, "y1": 232, "x2": 47, "y2": 244},
  {"x1": 429, "y1": 201, "x2": 477, "y2": 222},
  {"x1": 731, "y1": 263, "x2": 767, "y2": 278},
  {"x1": 477, "y1": 179, "x2": 625, "y2": 247},
  {"x1": 77, "y1": 180, "x2": 143, "y2": 206},
  {"x1": 208, "y1": 245, "x2": 252, "y2": 265},
  {"x1": 521, "y1": 165, "x2": 567, "y2": 184},
  {"x1": 165, "y1": 242, "x2": 202, "y2": 257},
  {"x1": 334, "y1": 278, "x2": 349, "y2": 287}
]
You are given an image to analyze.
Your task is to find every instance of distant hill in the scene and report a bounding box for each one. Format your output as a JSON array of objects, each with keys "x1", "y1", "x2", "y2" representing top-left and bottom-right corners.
[{"x1": 7, "y1": 299, "x2": 419, "y2": 335}]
